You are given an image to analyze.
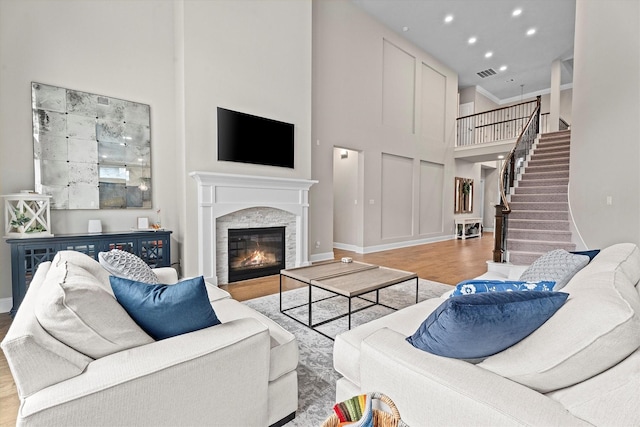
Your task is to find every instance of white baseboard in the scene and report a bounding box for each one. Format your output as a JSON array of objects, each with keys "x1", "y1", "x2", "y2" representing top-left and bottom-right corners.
[
  {"x1": 0, "y1": 297, "x2": 12, "y2": 314},
  {"x1": 309, "y1": 251, "x2": 334, "y2": 263},
  {"x1": 332, "y1": 242, "x2": 360, "y2": 252},
  {"x1": 334, "y1": 235, "x2": 455, "y2": 255}
]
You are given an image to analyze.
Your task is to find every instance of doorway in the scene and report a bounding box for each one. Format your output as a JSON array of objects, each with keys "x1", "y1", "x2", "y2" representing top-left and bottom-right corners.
[{"x1": 332, "y1": 147, "x2": 363, "y2": 251}]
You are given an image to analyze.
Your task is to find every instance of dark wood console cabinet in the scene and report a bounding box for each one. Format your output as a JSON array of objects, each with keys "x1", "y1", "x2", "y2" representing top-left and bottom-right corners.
[{"x1": 6, "y1": 230, "x2": 172, "y2": 316}]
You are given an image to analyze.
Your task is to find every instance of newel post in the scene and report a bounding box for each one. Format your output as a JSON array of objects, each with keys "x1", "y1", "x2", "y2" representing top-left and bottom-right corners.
[{"x1": 493, "y1": 204, "x2": 506, "y2": 262}]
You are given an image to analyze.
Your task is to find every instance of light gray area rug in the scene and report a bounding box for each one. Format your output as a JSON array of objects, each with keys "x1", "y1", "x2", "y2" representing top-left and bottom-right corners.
[{"x1": 243, "y1": 278, "x2": 452, "y2": 426}]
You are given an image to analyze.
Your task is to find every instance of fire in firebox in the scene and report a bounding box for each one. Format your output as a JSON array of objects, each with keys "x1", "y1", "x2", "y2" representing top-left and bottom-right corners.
[
  {"x1": 237, "y1": 247, "x2": 277, "y2": 268},
  {"x1": 227, "y1": 226, "x2": 286, "y2": 282}
]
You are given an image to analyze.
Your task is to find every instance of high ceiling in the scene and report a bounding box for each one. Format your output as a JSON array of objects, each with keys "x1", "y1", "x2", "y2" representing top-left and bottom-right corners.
[{"x1": 351, "y1": 0, "x2": 576, "y2": 103}]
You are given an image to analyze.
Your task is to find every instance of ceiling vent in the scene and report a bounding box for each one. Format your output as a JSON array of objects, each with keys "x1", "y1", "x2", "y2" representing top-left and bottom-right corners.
[{"x1": 477, "y1": 68, "x2": 497, "y2": 78}]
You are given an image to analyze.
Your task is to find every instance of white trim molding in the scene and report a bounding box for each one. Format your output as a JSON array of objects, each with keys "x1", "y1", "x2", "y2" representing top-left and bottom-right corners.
[
  {"x1": 189, "y1": 172, "x2": 317, "y2": 284},
  {"x1": 0, "y1": 297, "x2": 12, "y2": 314}
]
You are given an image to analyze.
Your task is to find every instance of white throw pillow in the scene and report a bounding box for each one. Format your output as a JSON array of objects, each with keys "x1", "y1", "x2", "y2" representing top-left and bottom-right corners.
[
  {"x1": 519, "y1": 249, "x2": 589, "y2": 290},
  {"x1": 99, "y1": 249, "x2": 159, "y2": 284},
  {"x1": 35, "y1": 260, "x2": 154, "y2": 359}
]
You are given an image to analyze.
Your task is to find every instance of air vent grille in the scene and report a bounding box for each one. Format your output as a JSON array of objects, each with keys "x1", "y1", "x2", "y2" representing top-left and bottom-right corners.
[{"x1": 477, "y1": 68, "x2": 497, "y2": 78}]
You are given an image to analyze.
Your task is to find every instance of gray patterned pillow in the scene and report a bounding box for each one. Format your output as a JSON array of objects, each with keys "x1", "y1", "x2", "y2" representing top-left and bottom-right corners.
[
  {"x1": 519, "y1": 249, "x2": 589, "y2": 290},
  {"x1": 98, "y1": 249, "x2": 159, "y2": 284}
]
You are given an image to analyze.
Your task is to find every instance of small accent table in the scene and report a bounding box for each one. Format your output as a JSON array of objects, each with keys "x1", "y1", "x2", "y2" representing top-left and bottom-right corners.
[
  {"x1": 6, "y1": 230, "x2": 172, "y2": 316},
  {"x1": 455, "y1": 217, "x2": 483, "y2": 239},
  {"x1": 280, "y1": 261, "x2": 418, "y2": 339}
]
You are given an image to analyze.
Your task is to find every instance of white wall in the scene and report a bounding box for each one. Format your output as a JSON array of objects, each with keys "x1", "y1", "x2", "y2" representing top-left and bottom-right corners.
[
  {"x1": 570, "y1": 0, "x2": 640, "y2": 247},
  {"x1": 311, "y1": 0, "x2": 458, "y2": 258},
  {"x1": 0, "y1": 0, "x2": 177, "y2": 303},
  {"x1": 178, "y1": 0, "x2": 312, "y2": 276},
  {"x1": 481, "y1": 163, "x2": 500, "y2": 231},
  {"x1": 0, "y1": 0, "x2": 312, "y2": 307}
]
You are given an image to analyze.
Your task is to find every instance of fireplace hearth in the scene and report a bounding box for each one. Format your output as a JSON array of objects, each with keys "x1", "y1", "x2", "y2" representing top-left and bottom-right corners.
[{"x1": 228, "y1": 226, "x2": 286, "y2": 283}]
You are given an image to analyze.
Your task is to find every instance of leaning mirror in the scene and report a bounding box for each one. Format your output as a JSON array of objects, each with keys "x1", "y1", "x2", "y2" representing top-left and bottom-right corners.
[
  {"x1": 454, "y1": 177, "x2": 473, "y2": 214},
  {"x1": 32, "y1": 82, "x2": 151, "y2": 209}
]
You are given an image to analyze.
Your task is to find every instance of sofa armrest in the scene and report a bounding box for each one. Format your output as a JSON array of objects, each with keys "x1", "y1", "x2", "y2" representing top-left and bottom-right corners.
[
  {"x1": 152, "y1": 266, "x2": 178, "y2": 284},
  {"x1": 19, "y1": 318, "x2": 271, "y2": 426},
  {"x1": 359, "y1": 328, "x2": 590, "y2": 427}
]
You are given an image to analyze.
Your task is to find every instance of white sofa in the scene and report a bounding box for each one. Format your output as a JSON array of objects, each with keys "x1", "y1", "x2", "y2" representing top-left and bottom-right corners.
[
  {"x1": 333, "y1": 243, "x2": 640, "y2": 426},
  {"x1": 1, "y1": 251, "x2": 298, "y2": 427}
]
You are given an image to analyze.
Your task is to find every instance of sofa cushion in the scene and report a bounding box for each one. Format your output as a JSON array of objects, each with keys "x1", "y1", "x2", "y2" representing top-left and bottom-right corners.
[
  {"x1": 99, "y1": 249, "x2": 159, "y2": 284},
  {"x1": 55, "y1": 250, "x2": 112, "y2": 285},
  {"x1": 213, "y1": 298, "x2": 298, "y2": 382},
  {"x1": 1, "y1": 261, "x2": 93, "y2": 398},
  {"x1": 451, "y1": 280, "x2": 555, "y2": 296},
  {"x1": 407, "y1": 291, "x2": 568, "y2": 360},
  {"x1": 333, "y1": 298, "x2": 444, "y2": 387},
  {"x1": 479, "y1": 244, "x2": 640, "y2": 393},
  {"x1": 546, "y1": 348, "x2": 640, "y2": 427},
  {"x1": 110, "y1": 276, "x2": 221, "y2": 340},
  {"x1": 519, "y1": 249, "x2": 589, "y2": 290},
  {"x1": 35, "y1": 259, "x2": 154, "y2": 359},
  {"x1": 583, "y1": 243, "x2": 640, "y2": 287}
]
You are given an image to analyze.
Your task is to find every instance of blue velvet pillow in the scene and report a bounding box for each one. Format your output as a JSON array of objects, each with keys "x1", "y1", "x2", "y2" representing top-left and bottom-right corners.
[
  {"x1": 451, "y1": 280, "x2": 555, "y2": 296},
  {"x1": 407, "y1": 291, "x2": 568, "y2": 359},
  {"x1": 571, "y1": 249, "x2": 600, "y2": 262},
  {"x1": 110, "y1": 275, "x2": 221, "y2": 340}
]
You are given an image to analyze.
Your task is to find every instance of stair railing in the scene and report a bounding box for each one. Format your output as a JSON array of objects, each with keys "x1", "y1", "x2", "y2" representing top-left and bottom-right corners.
[
  {"x1": 540, "y1": 113, "x2": 570, "y2": 133},
  {"x1": 494, "y1": 96, "x2": 541, "y2": 262}
]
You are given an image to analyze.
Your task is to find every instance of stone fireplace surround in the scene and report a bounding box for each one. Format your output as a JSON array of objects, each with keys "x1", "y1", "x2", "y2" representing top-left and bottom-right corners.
[{"x1": 189, "y1": 172, "x2": 317, "y2": 285}]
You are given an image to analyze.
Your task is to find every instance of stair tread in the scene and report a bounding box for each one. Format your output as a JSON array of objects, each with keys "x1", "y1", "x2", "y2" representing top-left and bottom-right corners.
[
  {"x1": 508, "y1": 238, "x2": 573, "y2": 244},
  {"x1": 506, "y1": 131, "x2": 573, "y2": 260},
  {"x1": 509, "y1": 218, "x2": 570, "y2": 222},
  {"x1": 510, "y1": 201, "x2": 568, "y2": 204},
  {"x1": 509, "y1": 228, "x2": 571, "y2": 233},
  {"x1": 511, "y1": 193, "x2": 568, "y2": 196}
]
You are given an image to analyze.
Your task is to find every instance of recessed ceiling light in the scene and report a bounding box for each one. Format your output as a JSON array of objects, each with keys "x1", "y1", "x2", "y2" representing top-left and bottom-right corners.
[
  {"x1": 402, "y1": 26, "x2": 409, "y2": 32},
  {"x1": 468, "y1": 36, "x2": 477, "y2": 44},
  {"x1": 444, "y1": 14, "x2": 454, "y2": 23},
  {"x1": 498, "y1": 155, "x2": 505, "y2": 159},
  {"x1": 512, "y1": 8, "x2": 522, "y2": 17},
  {"x1": 499, "y1": 65, "x2": 507, "y2": 71},
  {"x1": 485, "y1": 51, "x2": 493, "y2": 58},
  {"x1": 527, "y1": 28, "x2": 536, "y2": 36}
]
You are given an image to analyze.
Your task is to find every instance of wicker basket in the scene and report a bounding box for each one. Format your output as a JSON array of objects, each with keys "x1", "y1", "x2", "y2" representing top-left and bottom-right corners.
[{"x1": 321, "y1": 392, "x2": 409, "y2": 427}]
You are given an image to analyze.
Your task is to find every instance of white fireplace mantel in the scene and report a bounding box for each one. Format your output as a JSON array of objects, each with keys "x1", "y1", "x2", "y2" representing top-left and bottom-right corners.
[{"x1": 190, "y1": 171, "x2": 317, "y2": 284}]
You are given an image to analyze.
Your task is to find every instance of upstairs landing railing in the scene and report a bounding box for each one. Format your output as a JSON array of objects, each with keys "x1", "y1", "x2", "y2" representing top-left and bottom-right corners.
[
  {"x1": 457, "y1": 99, "x2": 539, "y2": 146},
  {"x1": 493, "y1": 96, "x2": 541, "y2": 262}
]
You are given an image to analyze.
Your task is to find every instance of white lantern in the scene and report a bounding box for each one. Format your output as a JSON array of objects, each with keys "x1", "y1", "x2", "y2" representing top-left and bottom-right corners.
[{"x1": 3, "y1": 193, "x2": 53, "y2": 238}]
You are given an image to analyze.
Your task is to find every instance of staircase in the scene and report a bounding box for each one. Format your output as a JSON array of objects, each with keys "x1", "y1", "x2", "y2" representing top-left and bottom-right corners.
[{"x1": 506, "y1": 130, "x2": 574, "y2": 265}]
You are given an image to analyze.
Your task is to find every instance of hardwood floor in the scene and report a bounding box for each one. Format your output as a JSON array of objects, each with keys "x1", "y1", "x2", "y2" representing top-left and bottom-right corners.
[
  {"x1": 0, "y1": 233, "x2": 492, "y2": 425},
  {"x1": 221, "y1": 232, "x2": 493, "y2": 300},
  {"x1": 0, "y1": 313, "x2": 17, "y2": 427}
]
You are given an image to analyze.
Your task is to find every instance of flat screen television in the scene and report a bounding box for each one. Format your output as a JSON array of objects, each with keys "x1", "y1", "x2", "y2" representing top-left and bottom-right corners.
[{"x1": 217, "y1": 107, "x2": 294, "y2": 169}]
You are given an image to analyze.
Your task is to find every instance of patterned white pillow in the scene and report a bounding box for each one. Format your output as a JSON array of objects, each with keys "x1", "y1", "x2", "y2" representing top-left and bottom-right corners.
[
  {"x1": 98, "y1": 249, "x2": 159, "y2": 284},
  {"x1": 519, "y1": 249, "x2": 589, "y2": 290}
]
